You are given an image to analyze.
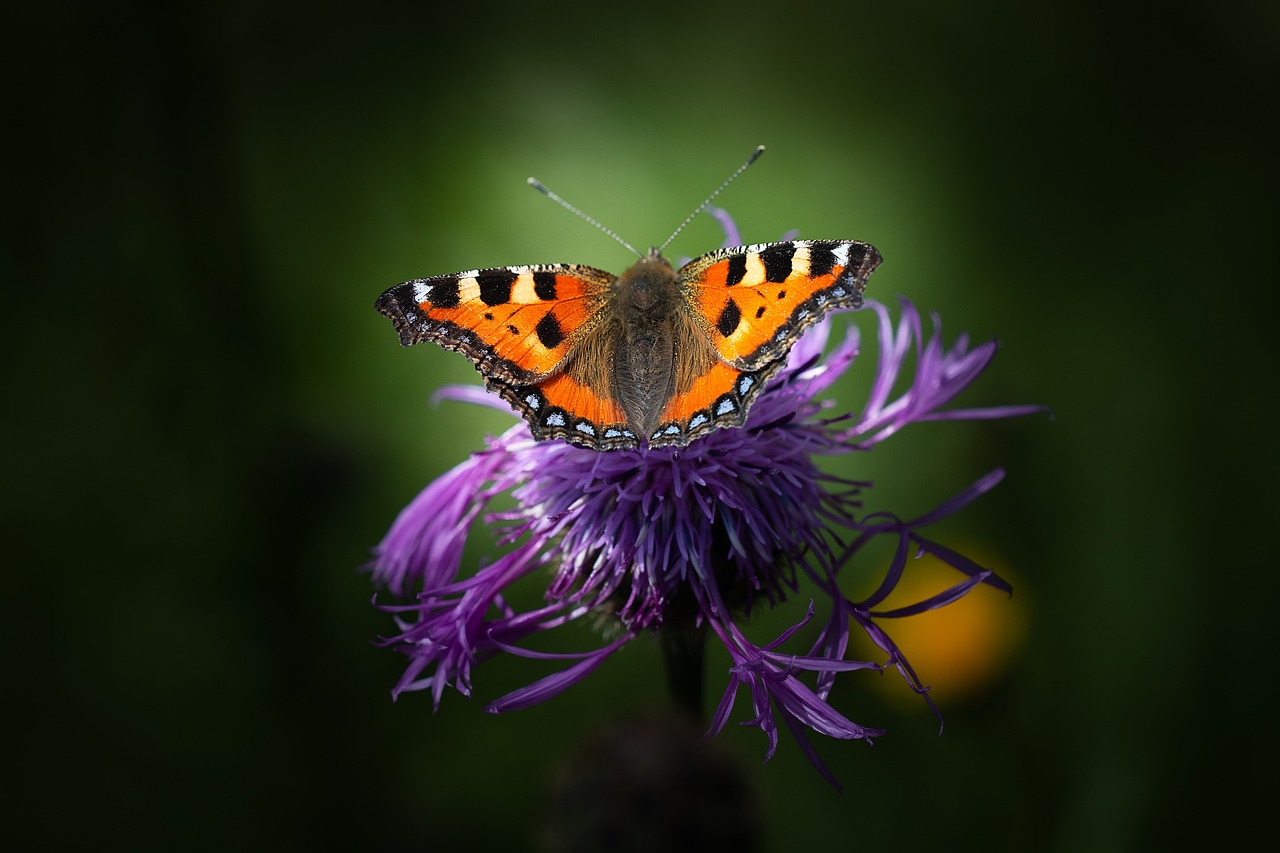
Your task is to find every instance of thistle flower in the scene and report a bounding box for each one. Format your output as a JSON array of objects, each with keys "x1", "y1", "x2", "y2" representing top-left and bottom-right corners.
[{"x1": 369, "y1": 214, "x2": 1040, "y2": 788}]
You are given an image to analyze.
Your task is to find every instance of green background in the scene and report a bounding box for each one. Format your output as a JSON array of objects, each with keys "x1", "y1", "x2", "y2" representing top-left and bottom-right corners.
[{"x1": 6, "y1": 1, "x2": 1274, "y2": 849}]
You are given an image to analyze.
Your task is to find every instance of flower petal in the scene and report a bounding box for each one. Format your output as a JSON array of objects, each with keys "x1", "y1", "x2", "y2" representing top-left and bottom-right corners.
[{"x1": 484, "y1": 634, "x2": 633, "y2": 713}]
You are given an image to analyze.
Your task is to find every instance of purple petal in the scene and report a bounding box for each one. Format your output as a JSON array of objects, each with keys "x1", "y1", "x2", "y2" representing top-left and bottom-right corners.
[
  {"x1": 870, "y1": 571, "x2": 996, "y2": 619},
  {"x1": 707, "y1": 206, "x2": 741, "y2": 249},
  {"x1": 906, "y1": 469, "x2": 1006, "y2": 529},
  {"x1": 484, "y1": 634, "x2": 633, "y2": 713},
  {"x1": 432, "y1": 383, "x2": 518, "y2": 414}
]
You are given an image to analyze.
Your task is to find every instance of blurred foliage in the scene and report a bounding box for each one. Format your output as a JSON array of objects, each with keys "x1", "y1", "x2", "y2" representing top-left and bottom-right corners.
[{"x1": 5, "y1": 0, "x2": 1275, "y2": 850}]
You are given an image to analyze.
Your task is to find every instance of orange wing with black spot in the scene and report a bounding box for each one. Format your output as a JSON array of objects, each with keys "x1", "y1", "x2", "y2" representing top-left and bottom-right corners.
[
  {"x1": 376, "y1": 263, "x2": 647, "y2": 449},
  {"x1": 627, "y1": 240, "x2": 881, "y2": 448},
  {"x1": 679, "y1": 240, "x2": 882, "y2": 370},
  {"x1": 375, "y1": 264, "x2": 614, "y2": 385}
]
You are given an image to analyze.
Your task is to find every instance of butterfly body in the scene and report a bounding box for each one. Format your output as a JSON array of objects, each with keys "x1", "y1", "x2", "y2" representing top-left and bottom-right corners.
[
  {"x1": 376, "y1": 239, "x2": 881, "y2": 451},
  {"x1": 588, "y1": 251, "x2": 713, "y2": 443}
]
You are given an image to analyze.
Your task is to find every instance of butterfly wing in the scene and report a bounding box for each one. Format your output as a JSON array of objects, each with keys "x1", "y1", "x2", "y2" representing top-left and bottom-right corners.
[
  {"x1": 649, "y1": 359, "x2": 782, "y2": 447},
  {"x1": 679, "y1": 240, "x2": 882, "y2": 370},
  {"x1": 483, "y1": 371, "x2": 638, "y2": 450},
  {"x1": 375, "y1": 263, "x2": 615, "y2": 386},
  {"x1": 377, "y1": 263, "x2": 640, "y2": 449},
  {"x1": 642, "y1": 240, "x2": 881, "y2": 448}
]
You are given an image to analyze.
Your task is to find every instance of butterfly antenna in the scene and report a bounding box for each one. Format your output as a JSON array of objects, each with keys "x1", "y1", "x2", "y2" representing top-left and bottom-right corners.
[
  {"x1": 528, "y1": 177, "x2": 640, "y2": 257},
  {"x1": 657, "y1": 145, "x2": 765, "y2": 253}
]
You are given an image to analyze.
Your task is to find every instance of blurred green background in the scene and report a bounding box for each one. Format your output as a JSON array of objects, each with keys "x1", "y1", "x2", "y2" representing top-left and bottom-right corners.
[{"x1": 6, "y1": 1, "x2": 1274, "y2": 850}]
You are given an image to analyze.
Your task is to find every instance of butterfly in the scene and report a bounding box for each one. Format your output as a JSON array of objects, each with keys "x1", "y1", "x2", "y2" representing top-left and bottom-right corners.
[{"x1": 375, "y1": 150, "x2": 882, "y2": 451}]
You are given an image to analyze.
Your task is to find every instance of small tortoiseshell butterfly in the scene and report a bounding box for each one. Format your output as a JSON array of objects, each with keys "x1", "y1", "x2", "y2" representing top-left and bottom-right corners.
[{"x1": 376, "y1": 147, "x2": 882, "y2": 451}]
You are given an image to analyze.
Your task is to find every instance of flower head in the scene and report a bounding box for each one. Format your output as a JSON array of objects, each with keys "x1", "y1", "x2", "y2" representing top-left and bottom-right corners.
[{"x1": 369, "y1": 212, "x2": 1040, "y2": 787}]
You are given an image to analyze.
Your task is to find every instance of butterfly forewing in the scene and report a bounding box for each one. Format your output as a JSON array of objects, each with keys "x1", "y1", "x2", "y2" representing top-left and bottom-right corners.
[
  {"x1": 375, "y1": 263, "x2": 614, "y2": 385},
  {"x1": 679, "y1": 240, "x2": 882, "y2": 371}
]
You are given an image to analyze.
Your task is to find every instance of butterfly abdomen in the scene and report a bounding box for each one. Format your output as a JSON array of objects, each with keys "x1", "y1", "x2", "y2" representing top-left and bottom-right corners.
[{"x1": 609, "y1": 320, "x2": 676, "y2": 442}]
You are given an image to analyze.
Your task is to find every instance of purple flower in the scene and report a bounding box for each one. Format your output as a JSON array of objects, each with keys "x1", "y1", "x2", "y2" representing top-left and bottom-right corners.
[{"x1": 369, "y1": 213, "x2": 1041, "y2": 788}]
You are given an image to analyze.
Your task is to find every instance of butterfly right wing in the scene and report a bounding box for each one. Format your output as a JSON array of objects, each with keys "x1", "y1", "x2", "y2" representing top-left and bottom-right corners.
[
  {"x1": 679, "y1": 240, "x2": 882, "y2": 371},
  {"x1": 640, "y1": 240, "x2": 881, "y2": 448},
  {"x1": 375, "y1": 263, "x2": 615, "y2": 386}
]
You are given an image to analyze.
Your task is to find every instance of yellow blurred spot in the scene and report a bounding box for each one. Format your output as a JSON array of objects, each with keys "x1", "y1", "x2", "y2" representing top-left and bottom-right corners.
[{"x1": 850, "y1": 545, "x2": 1029, "y2": 706}]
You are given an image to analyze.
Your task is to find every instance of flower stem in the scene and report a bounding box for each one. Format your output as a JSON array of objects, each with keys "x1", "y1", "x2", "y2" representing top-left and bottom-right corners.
[{"x1": 659, "y1": 622, "x2": 708, "y2": 723}]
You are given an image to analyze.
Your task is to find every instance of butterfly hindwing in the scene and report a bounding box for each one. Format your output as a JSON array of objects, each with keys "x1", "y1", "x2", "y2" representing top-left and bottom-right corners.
[
  {"x1": 649, "y1": 359, "x2": 784, "y2": 448},
  {"x1": 486, "y1": 372, "x2": 638, "y2": 450},
  {"x1": 375, "y1": 264, "x2": 615, "y2": 385},
  {"x1": 679, "y1": 240, "x2": 882, "y2": 371}
]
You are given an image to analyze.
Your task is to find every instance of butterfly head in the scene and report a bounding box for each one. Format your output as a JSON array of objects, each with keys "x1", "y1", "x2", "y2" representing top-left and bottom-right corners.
[{"x1": 615, "y1": 251, "x2": 679, "y2": 314}]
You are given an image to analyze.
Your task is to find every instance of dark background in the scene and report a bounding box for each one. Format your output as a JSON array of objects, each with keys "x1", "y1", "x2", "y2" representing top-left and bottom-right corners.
[{"x1": 6, "y1": 1, "x2": 1274, "y2": 850}]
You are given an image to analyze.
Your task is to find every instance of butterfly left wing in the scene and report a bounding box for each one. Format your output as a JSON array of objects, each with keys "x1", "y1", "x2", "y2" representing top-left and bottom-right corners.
[
  {"x1": 377, "y1": 263, "x2": 645, "y2": 450},
  {"x1": 375, "y1": 263, "x2": 615, "y2": 386},
  {"x1": 679, "y1": 240, "x2": 882, "y2": 371}
]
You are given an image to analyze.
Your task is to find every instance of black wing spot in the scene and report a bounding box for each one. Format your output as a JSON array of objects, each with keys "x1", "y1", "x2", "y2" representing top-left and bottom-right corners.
[
  {"x1": 755, "y1": 306, "x2": 766, "y2": 319},
  {"x1": 535, "y1": 313, "x2": 564, "y2": 349},
  {"x1": 776, "y1": 290, "x2": 787, "y2": 300},
  {"x1": 760, "y1": 245, "x2": 796, "y2": 283},
  {"x1": 533, "y1": 271, "x2": 558, "y2": 301},
  {"x1": 477, "y1": 270, "x2": 518, "y2": 306},
  {"x1": 507, "y1": 324, "x2": 520, "y2": 336},
  {"x1": 716, "y1": 299, "x2": 742, "y2": 337},
  {"x1": 725, "y1": 254, "x2": 748, "y2": 286},
  {"x1": 430, "y1": 278, "x2": 460, "y2": 308},
  {"x1": 809, "y1": 245, "x2": 837, "y2": 277}
]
